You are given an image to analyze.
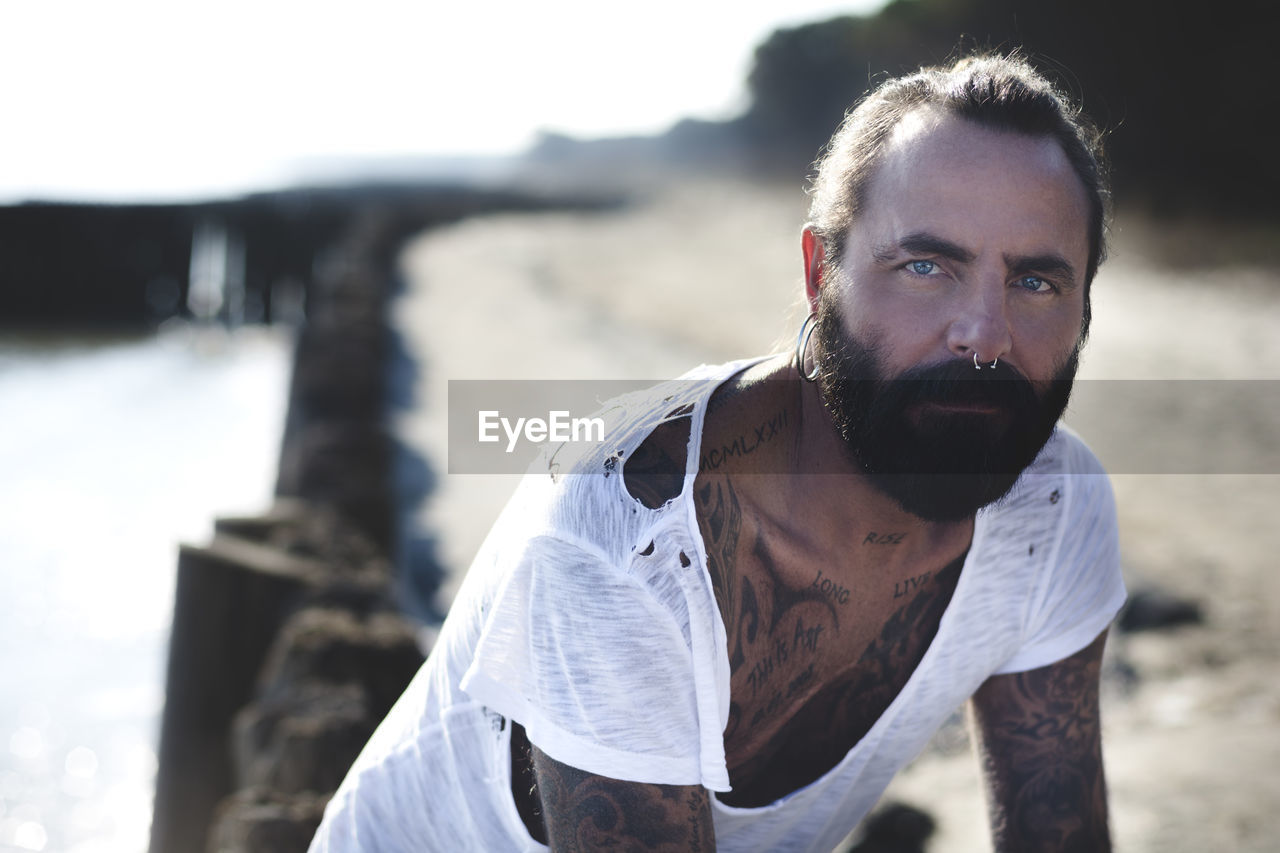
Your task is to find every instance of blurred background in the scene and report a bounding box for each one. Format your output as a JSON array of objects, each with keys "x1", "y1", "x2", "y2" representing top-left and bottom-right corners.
[{"x1": 2, "y1": 1, "x2": 1277, "y2": 851}]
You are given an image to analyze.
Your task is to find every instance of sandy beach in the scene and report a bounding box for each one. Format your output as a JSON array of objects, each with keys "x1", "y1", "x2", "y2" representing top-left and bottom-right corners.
[{"x1": 392, "y1": 176, "x2": 1280, "y2": 851}]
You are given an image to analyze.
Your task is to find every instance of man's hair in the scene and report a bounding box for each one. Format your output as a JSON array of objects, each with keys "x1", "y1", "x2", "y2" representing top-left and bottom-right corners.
[{"x1": 807, "y1": 53, "x2": 1109, "y2": 335}]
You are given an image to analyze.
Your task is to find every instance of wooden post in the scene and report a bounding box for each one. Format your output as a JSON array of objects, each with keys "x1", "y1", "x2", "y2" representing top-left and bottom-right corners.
[{"x1": 148, "y1": 538, "x2": 320, "y2": 853}]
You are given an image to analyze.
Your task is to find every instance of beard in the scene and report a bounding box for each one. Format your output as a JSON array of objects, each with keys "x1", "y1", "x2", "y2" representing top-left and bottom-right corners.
[{"x1": 811, "y1": 300, "x2": 1078, "y2": 522}]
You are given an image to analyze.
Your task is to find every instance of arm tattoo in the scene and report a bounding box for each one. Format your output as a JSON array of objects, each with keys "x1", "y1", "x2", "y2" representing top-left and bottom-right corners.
[
  {"x1": 532, "y1": 746, "x2": 715, "y2": 852},
  {"x1": 695, "y1": 477, "x2": 747, "y2": 739},
  {"x1": 970, "y1": 632, "x2": 1111, "y2": 852}
]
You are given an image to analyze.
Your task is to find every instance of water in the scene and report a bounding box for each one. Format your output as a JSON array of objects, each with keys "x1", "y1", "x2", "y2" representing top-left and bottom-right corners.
[{"x1": 0, "y1": 326, "x2": 291, "y2": 852}]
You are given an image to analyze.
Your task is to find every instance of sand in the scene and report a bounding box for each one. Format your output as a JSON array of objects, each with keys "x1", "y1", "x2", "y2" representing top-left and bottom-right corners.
[{"x1": 393, "y1": 176, "x2": 1280, "y2": 851}]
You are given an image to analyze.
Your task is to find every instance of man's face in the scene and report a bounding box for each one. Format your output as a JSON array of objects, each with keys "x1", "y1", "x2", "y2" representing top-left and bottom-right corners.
[{"x1": 809, "y1": 109, "x2": 1091, "y2": 521}]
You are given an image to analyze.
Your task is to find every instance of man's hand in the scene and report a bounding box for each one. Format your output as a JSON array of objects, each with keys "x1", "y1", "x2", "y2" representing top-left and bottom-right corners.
[
  {"x1": 969, "y1": 630, "x2": 1111, "y2": 852},
  {"x1": 531, "y1": 745, "x2": 715, "y2": 852}
]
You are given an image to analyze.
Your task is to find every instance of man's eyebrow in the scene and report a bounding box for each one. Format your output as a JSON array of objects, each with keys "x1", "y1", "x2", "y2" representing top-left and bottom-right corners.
[
  {"x1": 1005, "y1": 252, "x2": 1080, "y2": 286},
  {"x1": 871, "y1": 232, "x2": 976, "y2": 264}
]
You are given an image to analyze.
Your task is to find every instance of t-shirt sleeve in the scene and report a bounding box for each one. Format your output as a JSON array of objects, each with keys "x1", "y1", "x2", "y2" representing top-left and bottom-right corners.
[
  {"x1": 459, "y1": 532, "x2": 708, "y2": 787},
  {"x1": 996, "y1": 444, "x2": 1127, "y2": 674}
]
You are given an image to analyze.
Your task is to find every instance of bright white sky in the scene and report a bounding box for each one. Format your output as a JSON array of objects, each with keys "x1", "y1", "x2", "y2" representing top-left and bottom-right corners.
[{"x1": 2, "y1": 0, "x2": 885, "y2": 202}]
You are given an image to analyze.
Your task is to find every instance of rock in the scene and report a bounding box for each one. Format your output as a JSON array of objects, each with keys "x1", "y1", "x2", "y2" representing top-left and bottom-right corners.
[
  {"x1": 1119, "y1": 587, "x2": 1205, "y2": 632},
  {"x1": 256, "y1": 606, "x2": 425, "y2": 721},
  {"x1": 846, "y1": 801, "x2": 936, "y2": 853},
  {"x1": 207, "y1": 788, "x2": 329, "y2": 853},
  {"x1": 215, "y1": 499, "x2": 391, "y2": 579},
  {"x1": 233, "y1": 681, "x2": 373, "y2": 794},
  {"x1": 276, "y1": 422, "x2": 395, "y2": 552}
]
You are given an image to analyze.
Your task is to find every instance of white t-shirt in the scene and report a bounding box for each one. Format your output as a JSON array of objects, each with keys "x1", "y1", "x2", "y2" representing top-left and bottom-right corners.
[{"x1": 310, "y1": 356, "x2": 1126, "y2": 852}]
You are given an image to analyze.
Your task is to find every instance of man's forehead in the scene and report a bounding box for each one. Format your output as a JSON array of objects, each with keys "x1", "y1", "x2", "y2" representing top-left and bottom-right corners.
[
  {"x1": 884, "y1": 106, "x2": 948, "y2": 148},
  {"x1": 881, "y1": 107, "x2": 1073, "y2": 175},
  {"x1": 857, "y1": 107, "x2": 1091, "y2": 262}
]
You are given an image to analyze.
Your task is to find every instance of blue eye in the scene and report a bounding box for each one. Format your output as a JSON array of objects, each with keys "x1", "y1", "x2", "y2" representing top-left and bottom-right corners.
[
  {"x1": 909, "y1": 260, "x2": 937, "y2": 275},
  {"x1": 1015, "y1": 276, "x2": 1053, "y2": 293}
]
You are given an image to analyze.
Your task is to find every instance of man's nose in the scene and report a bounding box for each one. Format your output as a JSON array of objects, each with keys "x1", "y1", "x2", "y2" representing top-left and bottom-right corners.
[{"x1": 946, "y1": 282, "x2": 1012, "y2": 367}]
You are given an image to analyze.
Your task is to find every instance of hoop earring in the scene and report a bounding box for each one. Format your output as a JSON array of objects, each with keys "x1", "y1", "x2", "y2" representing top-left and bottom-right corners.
[{"x1": 796, "y1": 312, "x2": 820, "y2": 383}]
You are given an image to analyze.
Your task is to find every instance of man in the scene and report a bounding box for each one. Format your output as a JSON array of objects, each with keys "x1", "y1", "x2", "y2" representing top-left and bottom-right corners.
[{"x1": 311, "y1": 53, "x2": 1125, "y2": 852}]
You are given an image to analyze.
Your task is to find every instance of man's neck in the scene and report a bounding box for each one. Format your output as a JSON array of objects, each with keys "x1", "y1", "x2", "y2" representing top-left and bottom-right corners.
[
  {"x1": 701, "y1": 355, "x2": 974, "y2": 572},
  {"x1": 779, "y1": 362, "x2": 975, "y2": 566}
]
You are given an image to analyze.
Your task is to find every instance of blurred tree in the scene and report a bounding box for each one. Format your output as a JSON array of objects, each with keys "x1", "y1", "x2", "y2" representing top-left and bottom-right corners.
[{"x1": 739, "y1": 0, "x2": 1277, "y2": 218}]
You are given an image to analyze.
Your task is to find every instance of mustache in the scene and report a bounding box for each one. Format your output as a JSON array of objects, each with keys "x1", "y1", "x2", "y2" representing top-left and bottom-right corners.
[
  {"x1": 829, "y1": 353, "x2": 1042, "y2": 412},
  {"x1": 884, "y1": 357, "x2": 1039, "y2": 410}
]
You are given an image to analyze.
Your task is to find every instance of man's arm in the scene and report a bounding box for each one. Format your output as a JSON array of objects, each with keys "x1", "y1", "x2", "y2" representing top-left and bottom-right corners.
[
  {"x1": 968, "y1": 630, "x2": 1111, "y2": 852},
  {"x1": 531, "y1": 745, "x2": 715, "y2": 852}
]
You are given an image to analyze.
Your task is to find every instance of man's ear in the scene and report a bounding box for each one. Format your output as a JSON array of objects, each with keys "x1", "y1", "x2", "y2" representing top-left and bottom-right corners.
[{"x1": 801, "y1": 225, "x2": 825, "y2": 313}]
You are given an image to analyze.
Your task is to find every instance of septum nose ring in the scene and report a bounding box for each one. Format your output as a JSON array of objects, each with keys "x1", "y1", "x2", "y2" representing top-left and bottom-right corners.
[{"x1": 973, "y1": 352, "x2": 999, "y2": 370}]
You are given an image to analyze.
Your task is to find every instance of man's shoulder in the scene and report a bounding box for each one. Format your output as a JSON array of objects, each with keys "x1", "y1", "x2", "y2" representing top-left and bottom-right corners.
[
  {"x1": 501, "y1": 359, "x2": 763, "y2": 556},
  {"x1": 539, "y1": 356, "x2": 774, "y2": 483}
]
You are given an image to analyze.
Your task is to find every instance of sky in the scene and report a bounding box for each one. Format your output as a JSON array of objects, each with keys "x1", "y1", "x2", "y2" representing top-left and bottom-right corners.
[{"x1": 3, "y1": 0, "x2": 886, "y2": 203}]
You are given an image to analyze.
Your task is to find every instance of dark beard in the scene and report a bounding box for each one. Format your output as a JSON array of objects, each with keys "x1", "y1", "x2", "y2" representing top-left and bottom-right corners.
[{"x1": 812, "y1": 304, "x2": 1078, "y2": 522}]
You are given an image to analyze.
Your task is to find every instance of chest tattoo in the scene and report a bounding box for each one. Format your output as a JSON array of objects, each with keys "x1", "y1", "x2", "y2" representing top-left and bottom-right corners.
[{"x1": 697, "y1": 475, "x2": 967, "y2": 806}]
